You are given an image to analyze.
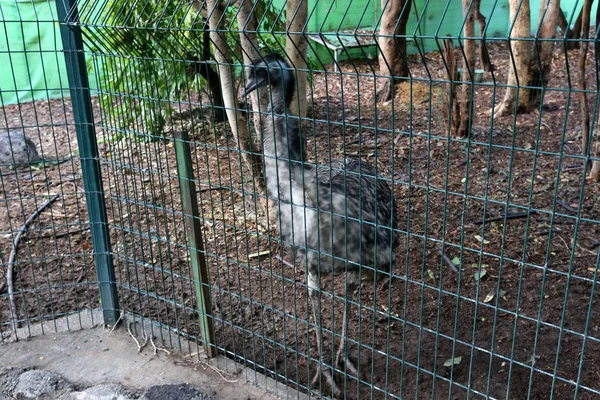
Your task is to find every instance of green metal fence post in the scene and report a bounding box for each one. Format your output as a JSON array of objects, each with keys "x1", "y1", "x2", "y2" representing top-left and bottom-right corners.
[
  {"x1": 55, "y1": 0, "x2": 120, "y2": 325},
  {"x1": 173, "y1": 130, "x2": 217, "y2": 358}
]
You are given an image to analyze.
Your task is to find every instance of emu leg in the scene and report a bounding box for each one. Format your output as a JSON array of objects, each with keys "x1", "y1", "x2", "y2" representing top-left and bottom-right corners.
[
  {"x1": 335, "y1": 282, "x2": 360, "y2": 378},
  {"x1": 308, "y1": 273, "x2": 341, "y2": 397}
]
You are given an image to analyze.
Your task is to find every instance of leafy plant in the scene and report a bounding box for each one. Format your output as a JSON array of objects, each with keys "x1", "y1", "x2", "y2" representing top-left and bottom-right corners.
[{"x1": 83, "y1": 0, "x2": 291, "y2": 140}]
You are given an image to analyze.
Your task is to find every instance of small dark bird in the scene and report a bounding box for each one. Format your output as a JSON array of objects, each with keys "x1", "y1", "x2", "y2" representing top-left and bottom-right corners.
[{"x1": 243, "y1": 53, "x2": 398, "y2": 397}]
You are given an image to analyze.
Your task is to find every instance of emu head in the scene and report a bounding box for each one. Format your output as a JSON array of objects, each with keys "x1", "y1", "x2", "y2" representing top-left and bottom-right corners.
[{"x1": 243, "y1": 53, "x2": 295, "y2": 107}]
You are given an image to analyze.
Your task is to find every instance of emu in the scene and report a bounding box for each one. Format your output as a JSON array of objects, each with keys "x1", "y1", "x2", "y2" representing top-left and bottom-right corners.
[{"x1": 243, "y1": 53, "x2": 398, "y2": 397}]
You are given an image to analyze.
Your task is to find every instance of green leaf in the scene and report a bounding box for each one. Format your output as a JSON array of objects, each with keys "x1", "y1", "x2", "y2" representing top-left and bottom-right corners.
[
  {"x1": 444, "y1": 356, "x2": 462, "y2": 367},
  {"x1": 427, "y1": 269, "x2": 435, "y2": 280},
  {"x1": 474, "y1": 269, "x2": 487, "y2": 281},
  {"x1": 451, "y1": 257, "x2": 461, "y2": 266}
]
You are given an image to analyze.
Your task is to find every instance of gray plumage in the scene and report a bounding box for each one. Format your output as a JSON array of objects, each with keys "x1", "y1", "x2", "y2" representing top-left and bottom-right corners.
[
  {"x1": 244, "y1": 53, "x2": 398, "y2": 396},
  {"x1": 0, "y1": 131, "x2": 40, "y2": 166}
]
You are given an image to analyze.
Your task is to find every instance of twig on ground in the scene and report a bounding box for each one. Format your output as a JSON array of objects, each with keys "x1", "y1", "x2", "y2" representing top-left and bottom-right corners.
[
  {"x1": 440, "y1": 248, "x2": 459, "y2": 273},
  {"x1": 107, "y1": 310, "x2": 125, "y2": 335},
  {"x1": 556, "y1": 200, "x2": 576, "y2": 214},
  {"x1": 5, "y1": 193, "x2": 60, "y2": 337},
  {"x1": 275, "y1": 255, "x2": 295, "y2": 269},
  {"x1": 474, "y1": 211, "x2": 536, "y2": 225},
  {"x1": 197, "y1": 361, "x2": 240, "y2": 383},
  {"x1": 42, "y1": 227, "x2": 89, "y2": 239},
  {"x1": 198, "y1": 186, "x2": 228, "y2": 193}
]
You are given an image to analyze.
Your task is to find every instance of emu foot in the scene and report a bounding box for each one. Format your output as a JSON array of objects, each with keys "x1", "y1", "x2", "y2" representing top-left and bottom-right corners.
[{"x1": 311, "y1": 364, "x2": 341, "y2": 398}]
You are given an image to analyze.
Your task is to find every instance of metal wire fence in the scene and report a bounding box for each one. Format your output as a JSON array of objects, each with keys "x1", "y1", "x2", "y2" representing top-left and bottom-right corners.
[{"x1": 1, "y1": 0, "x2": 600, "y2": 398}]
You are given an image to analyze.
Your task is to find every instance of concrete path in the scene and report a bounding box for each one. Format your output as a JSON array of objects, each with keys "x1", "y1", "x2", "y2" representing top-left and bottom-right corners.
[{"x1": 0, "y1": 312, "x2": 303, "y2": 399}]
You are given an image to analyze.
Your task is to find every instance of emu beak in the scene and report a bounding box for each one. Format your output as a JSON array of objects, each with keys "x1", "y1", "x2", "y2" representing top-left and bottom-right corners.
[{"x1": 243, "y1": 75, "x2": 267, "y2": 97}]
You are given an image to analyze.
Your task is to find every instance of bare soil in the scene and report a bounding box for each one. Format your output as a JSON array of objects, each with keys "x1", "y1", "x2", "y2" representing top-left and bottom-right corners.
[{"x1": 1, "y1": 41, "x2": 599, "y2": 399}]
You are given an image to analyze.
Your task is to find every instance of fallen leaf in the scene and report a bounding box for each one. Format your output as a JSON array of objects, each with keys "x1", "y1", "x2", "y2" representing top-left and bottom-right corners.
[
  {"x1": 483, "y1": 293, "x2": 495, "y2": 303},
  {"x1": 474, "y1": 269, "x2": 487, "y2": 281},
  {"x1": 444, "y1": 356, "x2": 462, "y2": 367},
  {"x1": 452, "y1": 257, "x2": 461, "y2": 266},
  {"x1": 427, "y1": 269, "x2": 435, "y2": 280},
  {"x1": 248, "y1": 250, "x2": 271, "y2": 258},
  {"x1": 475, "y1": 235, "x2": 491, "y2": 245}
]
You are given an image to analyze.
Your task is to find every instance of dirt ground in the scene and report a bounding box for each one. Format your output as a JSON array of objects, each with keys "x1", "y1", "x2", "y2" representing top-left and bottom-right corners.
[
  {"x1": 0, "y1": 311, "x2": 288, "y2": 400},
  {"x1": 1, "y1": 41, "x2": 599, "y2": 399}
]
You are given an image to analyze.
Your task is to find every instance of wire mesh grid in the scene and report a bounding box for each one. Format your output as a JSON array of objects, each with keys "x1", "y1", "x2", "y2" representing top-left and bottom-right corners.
[
  {"x1": 2, "y1": 0, "x2": 600, "y2": 398},
  {"x1": 0, "y1": 0, "x2": 101, "y2": 341}
]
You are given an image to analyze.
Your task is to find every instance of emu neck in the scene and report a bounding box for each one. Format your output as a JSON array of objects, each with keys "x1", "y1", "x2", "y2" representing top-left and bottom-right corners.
[
  {"x1": 267, "y1": 84, "x2": 289, "y2": 115},
  {"x1": 262, "y1": 85, "x2": 307, "y2": 202}
]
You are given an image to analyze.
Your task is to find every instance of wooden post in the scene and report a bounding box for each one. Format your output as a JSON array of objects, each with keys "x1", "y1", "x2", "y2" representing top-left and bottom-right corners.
[{"x1": 174, "y1": 130, "x2": 217, "y2": 358}]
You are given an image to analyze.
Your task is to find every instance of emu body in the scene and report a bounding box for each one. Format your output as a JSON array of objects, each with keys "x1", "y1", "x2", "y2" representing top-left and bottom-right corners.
[{"x1": 244, "y1": 53, "x2": 398, "y2": 396}]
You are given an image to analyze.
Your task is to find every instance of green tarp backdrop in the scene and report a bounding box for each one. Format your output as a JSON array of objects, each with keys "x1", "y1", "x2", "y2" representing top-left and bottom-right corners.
[
  {"x1": 0, "y1": 0, "x2": 70, "y2": 105},
  {"x1": 0, "y1": 0, "x2": 595, "y2": 106}
]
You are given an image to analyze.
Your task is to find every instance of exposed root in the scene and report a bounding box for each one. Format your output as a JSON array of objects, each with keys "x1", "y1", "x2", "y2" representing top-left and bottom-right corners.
[
  {"x1": 4, "y1": 193, "x2": 60, "y2": 338},
  {"x1": 127, "y1": 321, "x2": 148, "y2": 352},
  {"x1": 150, "y1": 334, "x2": 171, "y2": 356}
]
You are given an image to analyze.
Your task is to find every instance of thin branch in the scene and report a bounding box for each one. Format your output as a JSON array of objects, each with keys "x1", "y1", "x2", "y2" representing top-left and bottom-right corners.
[
  {"x1": 275, "y1": 255, "x2": 296, "y2": 269},
  {"x1": 197, "y1": 361, "x2": 240, "y2": 383},
  {"x1": 556, "y1": 200, "x2": 576, "y2": 214},
  {"x1": 440, "y1": 248, "x2": 459, "y2": 273},
  {"x1": 107, "y1": 310, "x2": 125, "y2": 335},
  {"x1": 5, "y1": 194, "x2": 60, "y2": 336},
  {"x1": 474, "y1": 211, "x2": 536, "y2": 225}
]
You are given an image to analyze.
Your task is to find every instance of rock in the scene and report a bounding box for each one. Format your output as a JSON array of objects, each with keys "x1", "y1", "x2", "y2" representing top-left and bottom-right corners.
[
  {"x1": 0, "y1": 131, "x2": 40, "y2": 166},
  {"x1": 0, "y1": 367, "x2": 26, "y2": 398},
  {"x1": 14, "y1": 369, "x2": 72, "y2": 398},
  {"x1": 65, "y1": 383, "x2": 136, "y2": 400},
  {"x1": 144, "y1": 383, "x2": 213, "y2": 400}
]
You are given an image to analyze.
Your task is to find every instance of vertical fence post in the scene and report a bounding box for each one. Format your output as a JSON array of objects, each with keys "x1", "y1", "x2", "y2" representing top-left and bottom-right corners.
[
  {"x1": 173, "y1": 130, "x2": 217, "y2": 358},
  {"x1": 55, "y1": 0, "x2": 120, "y2": 325}
]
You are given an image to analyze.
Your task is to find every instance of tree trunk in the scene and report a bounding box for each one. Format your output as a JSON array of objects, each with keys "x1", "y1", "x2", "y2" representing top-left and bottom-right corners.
[
  {"x1": 206, "y1": 0, "x2": 265, "y2": 193},
  {"x1": 493, "y1": 0, "x2": 534, "y2": 117},
  {"x1": 473, "y1": 0, "x2": 493, "y2": 72},
  {"x1": 377, "y1": 0, "x2": 412, "y2": 103},
  {"x1": 185, "y1": 30, "x2": 226, "y2": 122},
  {"x1": 457, "y1": 0, "x2": 476, "y2": 137},
  {"x1": 568, "y1": 6, "x2": 584, "y2": 44},
  {"x1": 442, "y1": 37, "x2": 460, "y2": 135},
  {"x1": 493, "y1": 0, "x2": 560, "y2": 118},
  {"x1": 558, "y1": 9, "x2": 582, "y2": 50},
  {"x1": 590, "y1": 3, "x2": 600, "y2": 181},
  {"x1": 536, "y1": 0, "x2": 561, "y2": 85},
  {"x1": 578, "y1": 0, "x2": 592, "y2": 166},
  {"x1": 285, "y1": 0, "x2": 308, "y2": 118},
  {"x1": 236, "y1": 0, "x2": 269, "y2": 143}
]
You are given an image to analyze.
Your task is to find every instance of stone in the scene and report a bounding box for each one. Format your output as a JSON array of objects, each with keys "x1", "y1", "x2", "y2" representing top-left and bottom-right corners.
[
  {"x1": 144, "y1": 383, "x2": 213, "y2": 400},
  {"x1": 0, "y1": 367, "x2": 26, "y2": 398},
  {"x1": 0, "y1": 131, "x2": 40, "y2": 166},
  {"x1": 66, "y1": 383, "x2": 136, "y2": 400},
  {"x1": 14, "y1": 369, "x2": 72, "y2": 398}
]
